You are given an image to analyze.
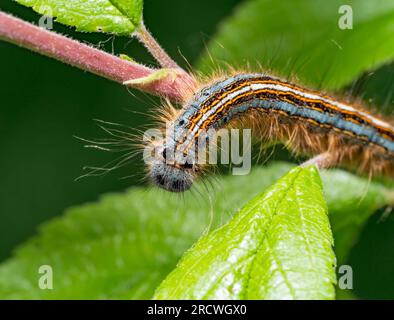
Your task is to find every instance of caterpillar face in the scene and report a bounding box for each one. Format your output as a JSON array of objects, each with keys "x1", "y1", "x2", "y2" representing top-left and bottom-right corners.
[
  {"x1": 146, "y1": 100, "x2": 208, "y2": 192},
  {"x1": 150, "y1": 159, "x2": 194, "y2": 192},
  {"x1": 147, "y1": 120, "x2": 200, "y2": 192}
]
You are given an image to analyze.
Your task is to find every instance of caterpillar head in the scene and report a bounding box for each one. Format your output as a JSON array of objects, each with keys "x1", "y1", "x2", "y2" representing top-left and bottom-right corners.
[
  {"x1": 145, "y1": 111, "x2": 201, "y2": 192},
  {"x1": 147, "y1": 137, "x2": 202, "y2": 192},
  {"x1": 149, "y1": 158, "x2": 194, "y2": 192}
]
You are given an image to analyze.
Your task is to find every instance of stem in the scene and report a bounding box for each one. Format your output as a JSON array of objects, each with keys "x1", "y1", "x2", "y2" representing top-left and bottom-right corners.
[
  {"x1": 135, "y1": 23, "x2": 180, "y2": 69},
  {"x1": 386, "y1": 190, "x2": 394, "y2": 206},
  {"x1": 301, "y1": 152, "x2": 337, "y2": 170},
  {"x1": 0, "y1": 11, "x2": 196, "y2": 102}
]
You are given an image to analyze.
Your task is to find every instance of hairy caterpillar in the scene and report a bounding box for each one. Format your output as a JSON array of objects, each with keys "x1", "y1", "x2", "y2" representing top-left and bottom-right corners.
[{"x1": 146, "y1": 73, "x2": 394, "y2": 192}]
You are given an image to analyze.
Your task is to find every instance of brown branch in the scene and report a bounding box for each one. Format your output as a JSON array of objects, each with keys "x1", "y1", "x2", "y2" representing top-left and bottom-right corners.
[{"x1": 0, "y1": 11, "x2": 196, "y2": 102}]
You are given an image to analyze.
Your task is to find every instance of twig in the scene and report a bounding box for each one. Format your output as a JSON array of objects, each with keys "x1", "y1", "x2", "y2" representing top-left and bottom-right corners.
[
  {"x1": 0, "y1": 11, "x2": 196, "y2": 102},
  {"x1": 301, "y1": 152, "x2": 337, "y2": 170},
  {"x1": 135, "y1": 23, "x2": 180, "y2": 69}
]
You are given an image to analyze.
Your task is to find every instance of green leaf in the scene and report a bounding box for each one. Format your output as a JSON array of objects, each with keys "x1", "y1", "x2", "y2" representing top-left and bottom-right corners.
[
  {"x1": 322, "y1": 170, "x2": 391, "y2": 264},
  {"x1": 320, "y1": 169, "x2": 393, "y2": 299},
  {"x1": 108, "y1": 0, "x2": 143, "y2": 27},
  {"x1": 0, "y1": 162, "x2": 391, "y2": 299},
  {"x1": 0, "y1": 163, "x2": 290, "y2": 299},
  {"x1": 198, "y1": 0, "x2": 394, "y2": 90},
  {"x1": 15, "y1": 0, "x2": 143, "y2": 34},
  {"x1": 154, "y1": 166, "x2": 336, "y2": 300}
]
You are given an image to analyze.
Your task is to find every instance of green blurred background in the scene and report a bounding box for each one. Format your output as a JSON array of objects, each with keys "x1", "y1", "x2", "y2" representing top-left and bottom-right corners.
[{"x1": 1, "y1": 0, "x2": 394, "y2": 299}]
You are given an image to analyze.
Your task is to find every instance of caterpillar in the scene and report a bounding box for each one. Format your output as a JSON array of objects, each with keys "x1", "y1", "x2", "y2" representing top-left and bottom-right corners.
[{"x1": 146, "y1": 73, "x2": 394, "y2": 192}]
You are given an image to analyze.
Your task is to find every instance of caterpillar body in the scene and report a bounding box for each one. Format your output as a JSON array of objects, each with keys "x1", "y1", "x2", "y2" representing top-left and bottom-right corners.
[{"x1": 147, "y1": 73, "x2": 394, "y2": 192}]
